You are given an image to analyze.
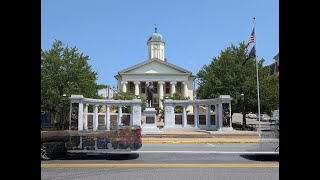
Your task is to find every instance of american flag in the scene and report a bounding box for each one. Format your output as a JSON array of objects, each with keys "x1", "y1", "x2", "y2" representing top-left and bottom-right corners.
[{"x1": 245, "y1": 27, "x2": 255, "y2": 49}]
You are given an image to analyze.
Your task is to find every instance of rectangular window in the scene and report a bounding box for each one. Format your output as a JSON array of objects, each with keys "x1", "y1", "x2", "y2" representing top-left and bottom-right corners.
[
  {"x1": 129, "y1": 82, "x2": 134, "y2": 93},
  {"x1": 141, "y1": 82, "x2": 146, "y2": 93},
  {"x1": 165, "y1": 82, "x2": 170, "y2": 94},
  {"x1": 154, "y1": 82, "x2": 158, "y2": 94},
  {"x1": 154, "y1": 98, "x2": 157, "y2": 103},
  {"x1": 176, "y1": 82, "x2": 182, "y2": 93}
]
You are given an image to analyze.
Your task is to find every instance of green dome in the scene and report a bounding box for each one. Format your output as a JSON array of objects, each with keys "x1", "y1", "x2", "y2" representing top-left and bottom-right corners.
[{"x1": 147, "y1": 33, "x2": 165, "y2": 43}]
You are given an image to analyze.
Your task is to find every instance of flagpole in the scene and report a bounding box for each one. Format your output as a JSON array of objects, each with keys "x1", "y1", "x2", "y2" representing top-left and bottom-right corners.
[{"x1": 253, "y1": 17, "x2": 261, "y2": 138}]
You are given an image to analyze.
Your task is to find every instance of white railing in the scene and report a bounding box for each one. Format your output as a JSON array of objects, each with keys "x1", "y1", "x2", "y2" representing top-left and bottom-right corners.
[
  {"x1": 69, "y1": 95, "x2": 142, "y2": 131},
  {"x1": 163, "y1": 95, "x2": 233, "y2": 131}
]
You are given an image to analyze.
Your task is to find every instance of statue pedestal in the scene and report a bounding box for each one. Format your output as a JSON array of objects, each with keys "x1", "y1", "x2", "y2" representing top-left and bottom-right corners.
[{"x1": 142, "y1": 107, "x2": 162, "y2": 134}]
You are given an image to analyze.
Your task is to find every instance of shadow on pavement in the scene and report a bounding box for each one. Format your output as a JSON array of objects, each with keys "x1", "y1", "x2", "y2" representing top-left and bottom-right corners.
[
  {"x1": 240, "y1": 154, "x2": 279, "y2": 162},
  {"x1": 106, "y1": 153, "x2": 140, "y2": 160},
  {"x1": 53, "y1": 153, "x2": 140, "y2": 160}
]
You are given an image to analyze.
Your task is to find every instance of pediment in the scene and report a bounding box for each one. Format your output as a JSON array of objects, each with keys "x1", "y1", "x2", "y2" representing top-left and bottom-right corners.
[{"x1": 119, "y1": 59, "x2": 191, "y2": 74}]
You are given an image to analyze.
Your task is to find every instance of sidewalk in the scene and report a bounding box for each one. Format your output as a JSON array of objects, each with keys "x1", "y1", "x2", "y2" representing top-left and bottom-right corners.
[
  {"x1": 141, "y1": 129, "x2": 260, "y2": 144},
  {"x1": 142, "y1": 112, "x2": 277, "y2": 144}
]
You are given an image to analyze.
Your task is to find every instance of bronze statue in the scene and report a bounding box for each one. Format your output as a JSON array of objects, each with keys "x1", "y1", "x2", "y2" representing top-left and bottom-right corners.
[{"x1": 147, "y1": 82, "x2": 154, "y2": 107}]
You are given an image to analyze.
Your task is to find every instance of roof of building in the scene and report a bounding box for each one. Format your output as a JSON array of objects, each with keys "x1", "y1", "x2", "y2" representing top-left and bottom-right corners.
[
  {"x1": 147, "y1": 33, "x2": 165, "y2": 43},
  {"x1": 273, "y1": 53, "x2": 279, "y2": 60},
  {"x1": 268, "y1": 62, "x2": 276, "y2": 77},
  {"x1": 118, "y1": 58, "x2": 191, "y2": 74}
]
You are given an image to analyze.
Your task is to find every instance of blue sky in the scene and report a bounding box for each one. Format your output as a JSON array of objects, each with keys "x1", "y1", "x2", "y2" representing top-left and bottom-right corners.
[{"x1": 41, "y1": 0, "x2": 279, "y2": 87}]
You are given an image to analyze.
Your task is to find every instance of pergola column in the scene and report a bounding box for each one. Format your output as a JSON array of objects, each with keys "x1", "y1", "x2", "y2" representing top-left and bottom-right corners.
[
  {"x1": 182, "y1": 105, "x2": 187, "y2": 127},
  {"x1": 206, "y1": 104, "x2": 211, "y2": 130},
  {"x1": 83, "y1": 104, "x2": 89, "y2": 130},
  {"x1": 93, "y1": 104, "x2": 99, "y2": 130},
  {"x1": 78, "y1": 101, "x2": 84, "y2": 130},
  {"x1": 194, "y1": 105, "x2": 199, "y2": 128},
  {"x1": 105, "y1": 105, "x2": 110, "y2": 130},
  {"x1": 117, "y1": 105, "x2": 122, "y2": 129},
  {"x1": 229, "y1": 103, "x2": 232, "y2": 127}
]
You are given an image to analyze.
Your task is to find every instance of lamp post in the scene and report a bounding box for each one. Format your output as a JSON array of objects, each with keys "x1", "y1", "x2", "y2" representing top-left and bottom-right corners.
[{"x1": 240, "y1": 93, "x2": 246, "y2": 129}]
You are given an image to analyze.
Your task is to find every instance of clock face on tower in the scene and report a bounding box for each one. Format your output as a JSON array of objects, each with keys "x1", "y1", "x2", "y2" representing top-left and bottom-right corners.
[{"x1": 153, "y1": 44, "x2": 160, "y2": 50}]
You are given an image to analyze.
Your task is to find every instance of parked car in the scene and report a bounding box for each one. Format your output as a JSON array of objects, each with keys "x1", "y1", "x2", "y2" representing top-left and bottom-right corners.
[
  {"x1": 41, "y1": 126, "x2": 142, "y2": 160},
  {"x1": 257, "y1": 114, "x2": 271, "y2": 121},
  {"x1": 270, "y1": 110, "x2": 279, "y2": 124},
  {"x1": 246, "y1": 112, "x2": 257, "y2": 119}
]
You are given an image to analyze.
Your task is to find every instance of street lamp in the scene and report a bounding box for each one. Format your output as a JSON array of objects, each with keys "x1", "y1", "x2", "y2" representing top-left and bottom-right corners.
[{"x1": 240, "y1": 93, "x2": 246, "y2": 129}]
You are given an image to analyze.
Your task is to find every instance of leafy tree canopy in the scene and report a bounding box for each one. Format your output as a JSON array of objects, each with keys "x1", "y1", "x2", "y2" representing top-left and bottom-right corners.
[
  {"x1": 112, "y1": 91, "x2": 147, "y2": 113},
  {"x1": 41, "y1": 40, "x2": 101, "y2": 115},
  {"x1": 196, "y1": 43, "x2": 279, "y2": 115}
]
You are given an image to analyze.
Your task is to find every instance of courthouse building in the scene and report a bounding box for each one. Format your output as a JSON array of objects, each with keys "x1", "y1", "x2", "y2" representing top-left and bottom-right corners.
[{"x1": 115, "y1": 28, "x2": 196, "y2": 110}]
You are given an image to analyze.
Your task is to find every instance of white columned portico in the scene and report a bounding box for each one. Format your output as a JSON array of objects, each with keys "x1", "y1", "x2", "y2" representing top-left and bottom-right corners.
[
  {"x1": 170, "y1": 81, "x2": 176, "y2": 96},
  {"x1": 134, "y1": 81, "x2": 140, "y2": 96},
  {"x1": 84, "y1": 104, "x2": 89, "y2": 130},
  {"x1": 93, "y1": 104, "x2": 99, "y2": 130},
  {"x1": 121, "y1": 81, "x2": 128, "y2": 92},
  {"x1": 158, "y1": 81, "x2": 165, "y2": 108},
  {"x1": 183, "y1": 81, "x2": 188, "y2": 98},
  {"x1": 106, "y1": 105, "x2": 110, "y2": 130}
]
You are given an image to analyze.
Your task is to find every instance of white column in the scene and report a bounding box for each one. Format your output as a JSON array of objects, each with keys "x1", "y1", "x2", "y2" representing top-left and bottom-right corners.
[
  {"x1": 117, "y1": 106, "x2": 122, "y2": 129},
  {"x1": 170, "y1": 81, "x2": 176, "y2": 96},
  {"x1": 218, "y1": 102, "x2": 223, "y2": 131},
  {"x1": 215, "y1": 104, "x2": 219, "y2": 129},
  {"x1": 194, "y1": 105, "x2": 199, "y2": 128},
  {"x1": 121, "y1": 81, "x2": 128, "y2": 92},
  {"x1": 158, "y1": 81, "x2": 165, "y2": 109},
  {"x1": 229, "y1": 103, "x2": 232, "y2": 127},
  {"x1": 93, "y1": 104, "x2": 99, "y2": 130},
  {"x1": 78, "y1": 101, "x2": 84, "y2": 130},
  {"x1": 69, "y1": 102, "x2": 72, "y2": 131},
  {"x1": 182, "y1": 105, "x2": 187, "y2": 128},
  {"x1": 106, "y1": 105, "x2": 110, "y2": 130},
  {"x1": 183, "y1": 81, "x2": 188, "y2": 98},
  {"x1": 83, "y1": 104, "x2": 88, "y2": 130},
  {"x1": 206, "y1": 105, "x2": 211, "y2": 130},
  {"x1": 134, "y1": 81, "x2": 140, "y2": 96}
]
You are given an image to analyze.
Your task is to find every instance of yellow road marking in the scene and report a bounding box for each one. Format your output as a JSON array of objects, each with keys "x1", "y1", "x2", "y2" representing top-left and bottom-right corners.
[{"x1": 42, "y1": 164, "x2": 278, "y2": 168}]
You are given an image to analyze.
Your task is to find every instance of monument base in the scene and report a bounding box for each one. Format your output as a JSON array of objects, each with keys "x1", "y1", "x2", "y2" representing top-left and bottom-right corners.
[
  {"x1": 142, "y1": 107, "x2": 161, "y2": 134},
  {"x1": 220, "y1": 127, "x2": 234, "y2": 131}
]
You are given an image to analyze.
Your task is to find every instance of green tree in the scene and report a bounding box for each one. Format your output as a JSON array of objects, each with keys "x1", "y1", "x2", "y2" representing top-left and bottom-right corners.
[
  {"x1": 196, "y1": 43, "x2": 279, "y2": 115},
  {"x1": 112, "y1": 91, "x2": 147, "y2": 113},
  {"x1": 158, "y1": 93, "x2": 190, "y2": 120},
  {"x1": 41, "y1": 40, "x2": 101, "y2": 124}
]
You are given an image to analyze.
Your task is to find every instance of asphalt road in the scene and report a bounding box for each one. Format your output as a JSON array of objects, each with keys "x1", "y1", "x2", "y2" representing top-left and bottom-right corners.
[{"x1": 42, "y1": 144, "x2": 279, "y2": 180}]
